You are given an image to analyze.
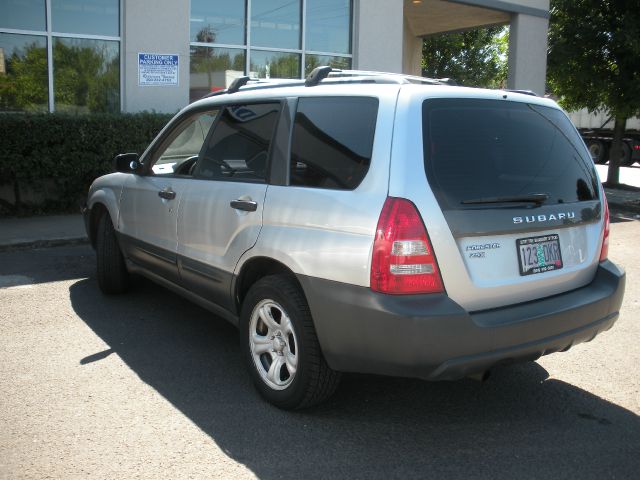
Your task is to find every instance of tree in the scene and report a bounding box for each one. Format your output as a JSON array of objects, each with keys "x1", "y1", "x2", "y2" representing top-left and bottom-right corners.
[
  {"x1": 422, "y1": 26, "x2": 508, "y2": 88},
  {"x1": 547, "y1": 0, "x2": 640, "y2": 185}
]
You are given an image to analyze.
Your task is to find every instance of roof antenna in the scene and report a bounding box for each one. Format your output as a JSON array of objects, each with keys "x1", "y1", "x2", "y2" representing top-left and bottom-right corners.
[{"x1": 305, "y1": 66, "x2": 333, "y2": 87}]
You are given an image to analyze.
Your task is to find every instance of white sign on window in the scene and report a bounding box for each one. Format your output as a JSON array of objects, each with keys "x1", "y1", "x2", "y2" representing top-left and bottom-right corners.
[{"x1": 138, "y1": 53, "x2": 179, "y2": 86}]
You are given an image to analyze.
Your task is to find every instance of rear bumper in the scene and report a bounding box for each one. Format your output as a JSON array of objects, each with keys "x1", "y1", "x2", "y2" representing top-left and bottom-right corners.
[{"x1": 298, "y1": 260, "x2": 625, "y2": 380}]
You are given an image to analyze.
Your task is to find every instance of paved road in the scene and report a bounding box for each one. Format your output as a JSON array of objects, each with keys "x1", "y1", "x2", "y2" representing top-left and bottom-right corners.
[{"x1": 1, "y1": 221, "x2": 639, "y2": 479}]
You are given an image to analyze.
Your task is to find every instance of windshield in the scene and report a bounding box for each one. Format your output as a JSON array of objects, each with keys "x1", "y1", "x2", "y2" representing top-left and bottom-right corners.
[{"x1": 422, "y1": 99, "x2": 599, "y2": 210}]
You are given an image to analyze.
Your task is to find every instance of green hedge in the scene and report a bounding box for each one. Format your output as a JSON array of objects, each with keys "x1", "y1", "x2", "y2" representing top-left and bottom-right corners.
[{"x1": 0, "y1": 112, "x2": 173, "y2": 215}]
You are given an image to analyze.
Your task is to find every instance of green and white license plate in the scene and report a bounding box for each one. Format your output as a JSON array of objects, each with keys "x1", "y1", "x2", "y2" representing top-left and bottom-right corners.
[{"x1": 517, "y1": 234, "x2": 563, "y2": 276}]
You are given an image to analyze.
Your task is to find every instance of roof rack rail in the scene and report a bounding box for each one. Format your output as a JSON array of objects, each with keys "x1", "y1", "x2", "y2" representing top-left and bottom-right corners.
[
  {"x1": 503, "y1": 89, "x2": 538, "y2": 97},
  {"x1": 195, "y1": 67, "x2": 459, "y2": 101},
  {"x1": 305, "y1": 66, "x2": 334, "y2": 87},
  {"x1": 227, "y1": 76, "x2": 251, "y2": 94}
]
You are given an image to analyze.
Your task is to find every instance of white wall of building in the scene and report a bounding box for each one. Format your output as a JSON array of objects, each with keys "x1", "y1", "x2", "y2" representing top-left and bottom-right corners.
[
  {"x1": 353, "y1": 0, "x2": 404, "y2": 73},
  {"x1": 507, "y1": 13, "x2": 549, "y2": 95},
  {"x1": 122, "y1": 0, "x2": 190, "y2": 113}
]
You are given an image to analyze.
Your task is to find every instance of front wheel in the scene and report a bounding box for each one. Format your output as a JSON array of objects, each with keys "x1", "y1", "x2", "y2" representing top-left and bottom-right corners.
[
  {"x1": 96, "y1": 213, "x2": 129, "y2": 294},
  {"x1": 240, "y1": 275, "x2": 340, "y2": 409}
]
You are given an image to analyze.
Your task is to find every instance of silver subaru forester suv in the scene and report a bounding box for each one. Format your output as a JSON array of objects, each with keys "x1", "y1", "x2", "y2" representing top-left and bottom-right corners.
[{"x1": 84, "y1": 67, "x2": 625, "y2": 409}]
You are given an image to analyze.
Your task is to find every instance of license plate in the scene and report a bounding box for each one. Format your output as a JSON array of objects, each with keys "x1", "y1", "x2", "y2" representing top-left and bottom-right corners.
[{"x1": 517, "y1": 234, "x2": 563, "y2": 276}]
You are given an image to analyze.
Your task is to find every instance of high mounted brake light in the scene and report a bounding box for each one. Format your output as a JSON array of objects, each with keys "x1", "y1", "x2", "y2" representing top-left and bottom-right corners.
[{"x1": 371, "y1": 197, "x2": 444, "y2": 294}]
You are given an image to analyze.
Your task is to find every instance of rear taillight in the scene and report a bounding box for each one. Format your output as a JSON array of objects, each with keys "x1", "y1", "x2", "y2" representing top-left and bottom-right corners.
[
  {"x1": 599, "y1": 195, "x2": 610, "y2": 262},
  {"x1": 371, "y1": 197, "x2": 444, "y2": 294}
]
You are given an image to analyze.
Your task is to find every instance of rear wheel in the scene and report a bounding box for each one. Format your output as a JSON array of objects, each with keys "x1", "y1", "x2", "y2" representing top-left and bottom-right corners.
[
  {"x1": 96, "y1": 213, "x2": 129, "y2": 294},
  {"x1": 240, "y1": 274, "x2": 340, "y2": 409},
  {"x1": 620, "y1": 141, "x2": 634, "y2": 166},
  {"x1": 587, "y1": 140, "x2": 608, "y2": 164}
]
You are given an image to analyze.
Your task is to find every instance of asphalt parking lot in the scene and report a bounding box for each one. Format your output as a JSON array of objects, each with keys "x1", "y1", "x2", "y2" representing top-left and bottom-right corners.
[{"x1": 1, "y1": 219, "x2": 639, "y2": 479}]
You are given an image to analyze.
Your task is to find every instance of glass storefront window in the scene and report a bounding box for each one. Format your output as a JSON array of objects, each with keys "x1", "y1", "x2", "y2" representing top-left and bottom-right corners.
[
  {"x1": 305, "y1": 0, "x2": 351, "y2": 54},
  {"x1": 53, "y1": 37, "x2": 119, "y2": 113},
  {"x1": 304, "y1": 54, "x2": 350, "y2": 75},
  {"x1": 190, "y1": 0, "x2": 245, "y2": 45},
  {"x1": 0, "y1": 33, "x2": 48, "y2": 112},
  {"x1": 251, "y1": 0, "x2": 300, "y2": 50},
  {"x1": 250, "y1": 50, "x2": 300, "y2": 79},
  {"x1": 51, "y1": 0, "x2": 119, "y2": 36},
  {"x1": 0, "y1": 0, "x2": 46, "y2": 31},
  {"x1": 190, "y1": 46, "x2": 245, "y2": 102}
]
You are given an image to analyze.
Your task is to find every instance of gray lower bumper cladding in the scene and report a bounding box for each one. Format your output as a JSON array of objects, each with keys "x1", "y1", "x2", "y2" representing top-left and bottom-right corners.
[{"x1": 298, "y1": 260, "x2": 625, "y2": 380}]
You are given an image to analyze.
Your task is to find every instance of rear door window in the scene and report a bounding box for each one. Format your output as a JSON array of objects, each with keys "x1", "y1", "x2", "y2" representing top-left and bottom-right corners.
[
  {"x1": 422, "y1": 99, "x2": 599, "y2": 209},
  {"x1": 290, "y1": 96, "x2": 378, "y2": 190}
]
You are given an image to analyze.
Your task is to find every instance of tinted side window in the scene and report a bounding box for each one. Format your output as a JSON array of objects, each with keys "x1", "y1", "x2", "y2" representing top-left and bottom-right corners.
[
  {"x1": 290, "y1": 96, "x2": 378, "y2": 190},
  {"x1": 194, "y1": 103, "x2": 280, "y2": 182},
  {"x1": 422, "y1": 99, "x2": 599, "y2": 209}
]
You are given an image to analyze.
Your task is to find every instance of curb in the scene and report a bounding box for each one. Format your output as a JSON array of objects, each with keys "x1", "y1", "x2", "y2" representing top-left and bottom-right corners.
[{"x1": 0, "y1": 236, "x2": 89, "y2": 252}]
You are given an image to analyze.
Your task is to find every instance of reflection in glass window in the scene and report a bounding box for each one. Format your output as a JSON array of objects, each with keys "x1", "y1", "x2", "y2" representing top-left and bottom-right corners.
[
  {"x1": 53, "y1": 38, "x2": 119, "y2": 113},
  {"x1": 190, "y1": 46, "x2": 245, "y2": 102},
  {"x1": 51, "y1": 0, "x2": 119, "y2": 36},
  {"x1": 251, "y1": 0, "x2": 300, "y2": 49},
  {"x1": 190, "y1": 0, "x2": 245, "y2": 45},
  {"x1": 250, "y1": 50, "x2": 299, "y2": 79},
  {"x1": 0, "y1": 0, "x2": 46, "y2": 31},
  {"x1": 306, "y1": 0, "x2": 351, "y2": 54},
  {"x1": 305, "y1": 54, "x2": 350, "y2": 75},
  {"x1": 0, "y1": 33, "x2": 48, "y2": 112}
]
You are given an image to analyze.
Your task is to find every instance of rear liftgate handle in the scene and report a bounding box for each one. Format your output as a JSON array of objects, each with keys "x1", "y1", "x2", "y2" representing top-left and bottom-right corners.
[{"x1": 230, "y1": 199, "x2": 258, "y2": 212}]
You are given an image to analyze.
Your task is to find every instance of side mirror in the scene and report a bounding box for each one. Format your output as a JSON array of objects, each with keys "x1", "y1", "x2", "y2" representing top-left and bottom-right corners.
[{"x1": 113, "y1": 153, "x2": 141, "y2": 174}]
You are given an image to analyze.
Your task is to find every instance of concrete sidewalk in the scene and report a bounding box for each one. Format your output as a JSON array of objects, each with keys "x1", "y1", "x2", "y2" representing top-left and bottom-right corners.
[
  {"x1": 0, "y1": 186, "x2": 638, "y2": 250},
  {"x1": 0, "y1": 214, "x2": 87, "y2": 250}
]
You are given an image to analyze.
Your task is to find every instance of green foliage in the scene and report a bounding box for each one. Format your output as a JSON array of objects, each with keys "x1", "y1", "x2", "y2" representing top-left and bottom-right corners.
[
  {"x1": 547, "y1": 0, "x2": 640, "y2": 185},
  {"x1": 548, "y1": 0, "x2": 640, "y2": 119},
  {"x1": 422, "y1": 27, "x2": 509, "y2": 88},
  {"x1": 0, "y1": 112, "x2": 172, "y2": 215},
  {"x1": 0, "y1": 39, "x2": 48, "y2": 112}
]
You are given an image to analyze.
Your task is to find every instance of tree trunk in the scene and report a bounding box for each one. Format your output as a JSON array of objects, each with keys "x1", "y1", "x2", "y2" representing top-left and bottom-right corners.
[{"x1": 606, "y1": 117, "x2": 627, "y2": 186}]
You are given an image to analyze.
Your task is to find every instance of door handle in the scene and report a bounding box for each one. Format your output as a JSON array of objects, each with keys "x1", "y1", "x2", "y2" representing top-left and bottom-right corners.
[
  {"x1": 158, "y1": 188, "x2": 176, "y2": 200},
  {"x1": 230, "y1": 199, "x2": 258, "y2": 212}
]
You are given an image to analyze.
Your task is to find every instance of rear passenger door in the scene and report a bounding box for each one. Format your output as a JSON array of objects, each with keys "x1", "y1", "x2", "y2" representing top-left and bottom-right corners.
[{"x1": 177, "y1": 102, "x2": 281, "y2": 311}]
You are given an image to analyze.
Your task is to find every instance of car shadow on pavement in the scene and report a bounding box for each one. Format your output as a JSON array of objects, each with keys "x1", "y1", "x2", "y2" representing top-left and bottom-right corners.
[{"x1": 69, "y1": 276, "x2": 640, "y2": 480}]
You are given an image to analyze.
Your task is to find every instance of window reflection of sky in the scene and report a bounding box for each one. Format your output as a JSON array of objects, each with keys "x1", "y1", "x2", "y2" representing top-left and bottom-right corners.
[
  {"x1": 0, "y1": 0, "x2": 46, "y2": 31},
  {"x1": 51, "y1": 0, "x2": 119, "y2": 36}
]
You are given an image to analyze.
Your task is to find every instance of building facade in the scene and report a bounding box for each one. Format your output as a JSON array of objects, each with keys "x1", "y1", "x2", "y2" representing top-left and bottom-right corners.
[{"x1": 0, "y1": 0, "x2": 549, "y2": 115}]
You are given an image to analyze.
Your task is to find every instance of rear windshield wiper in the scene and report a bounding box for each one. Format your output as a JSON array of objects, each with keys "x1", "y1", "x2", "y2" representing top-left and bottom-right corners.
[{"x1": 461, "y1": 193, "x2": 550, "y2": 206}]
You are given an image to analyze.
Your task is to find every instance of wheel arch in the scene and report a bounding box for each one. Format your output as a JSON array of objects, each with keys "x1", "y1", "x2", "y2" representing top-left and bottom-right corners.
[
  {"x1": 234, "y1": 256, "x2": 305, "y2": 314},
  {"x1": 87, "y1": 186, "x2": 121, "y2": 248}
]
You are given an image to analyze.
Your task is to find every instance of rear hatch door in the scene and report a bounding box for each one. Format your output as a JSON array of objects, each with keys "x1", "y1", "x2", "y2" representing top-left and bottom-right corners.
[{"x1": 390, "y1": 91, "x2": 604, "y2": 311}]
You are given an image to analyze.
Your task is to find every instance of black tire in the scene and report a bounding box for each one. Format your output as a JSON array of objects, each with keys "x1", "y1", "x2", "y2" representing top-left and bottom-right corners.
[
  {"x1": 96, "y1": 213, "x2": 129, "y2": 294},
  {"x1": 587, "y1": 140, "x2": 608, "y2": 164},
  {"x1": 620, "y1": 141, "x2": 634, "y2": 166},
  {"x1": 240, "y1": 274, "x2": 341, "y2": 409}
]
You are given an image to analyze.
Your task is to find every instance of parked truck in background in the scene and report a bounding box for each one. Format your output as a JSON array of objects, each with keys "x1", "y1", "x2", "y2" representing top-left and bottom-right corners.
[{"x1": 568, "y1": 110, "x2": 640, "y2": 166}]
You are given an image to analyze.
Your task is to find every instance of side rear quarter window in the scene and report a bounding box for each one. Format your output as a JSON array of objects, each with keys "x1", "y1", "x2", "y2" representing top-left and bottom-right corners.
[{"x1": 290, "y1": 96, "x2": 378, "y2": 190}]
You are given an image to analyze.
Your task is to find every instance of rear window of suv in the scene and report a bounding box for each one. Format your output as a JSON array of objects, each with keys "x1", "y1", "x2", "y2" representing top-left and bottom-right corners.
[{"x1": 422, "y1": 99, "x2": 599, "y2": 209}]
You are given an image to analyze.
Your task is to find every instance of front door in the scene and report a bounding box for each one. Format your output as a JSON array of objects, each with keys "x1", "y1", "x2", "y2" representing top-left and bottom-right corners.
[{"x1": 118, "y1": 110, "x2": 218, "y2": 283}]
